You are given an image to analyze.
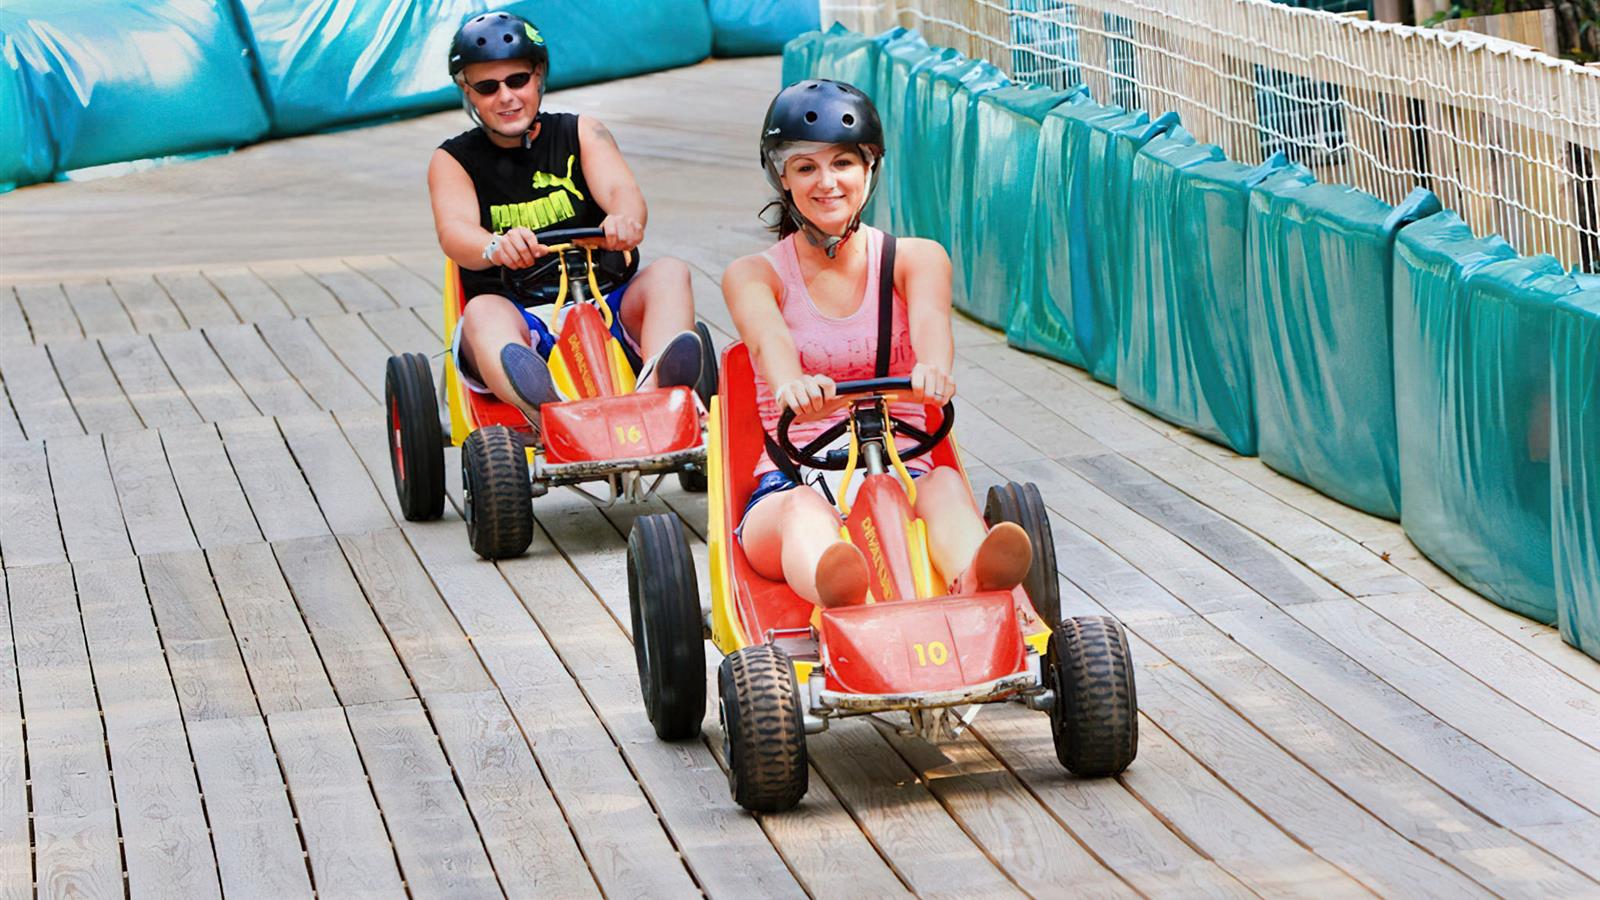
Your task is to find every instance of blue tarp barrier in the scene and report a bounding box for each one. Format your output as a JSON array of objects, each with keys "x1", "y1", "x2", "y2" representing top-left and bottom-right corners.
[
  {"x1": 0, "y1": 1, "x2": 268, "y2": 189},
  {"x1": 780, "y1": 27, "x2": 828, "y2": 86},
  {"x1": 1394, "y1": 213, "x2": 1579, "y2": 622},
  {"x1": 955, "y1": 83, "x2": 1084, "y2": 326},
  {"x1": 874, "y1": 36, "x2": 945, "y2": 234},
  {"x1": 235, "y1": 0, "x2": 714, "y2": 135},
  {"x1": 709, "y1": 0, "x2": 819, "y2": 57},
  {"x1": 1247, "y1": 177, "x2": 1441, "y2": 519},
  {"x1": 902, "y1": 54, "x2": 1006, "y2": 244},
  {"x1": 1552, "y1": 282, "x2": 1600, "y2": 659}
]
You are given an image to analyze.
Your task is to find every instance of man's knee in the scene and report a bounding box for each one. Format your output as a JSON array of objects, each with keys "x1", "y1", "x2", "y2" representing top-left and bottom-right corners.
[{"x1": 646, "y1": 257, "x2": 691, "y2": 287}]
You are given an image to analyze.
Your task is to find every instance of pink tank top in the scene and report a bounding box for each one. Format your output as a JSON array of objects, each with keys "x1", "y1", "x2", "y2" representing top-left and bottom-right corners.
[{"x1": 752, "y1": 226, "x2": 929, "y2": 476}]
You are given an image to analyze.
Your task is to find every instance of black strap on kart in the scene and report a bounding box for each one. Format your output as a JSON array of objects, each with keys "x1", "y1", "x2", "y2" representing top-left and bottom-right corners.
[{"x1": 875, "y1": 233, "x2": 897, "y2": 378}]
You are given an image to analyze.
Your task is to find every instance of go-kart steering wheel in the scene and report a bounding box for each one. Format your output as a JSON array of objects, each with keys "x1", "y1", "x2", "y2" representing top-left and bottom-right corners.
[
  {"x1": 531, "y1": 226, "x2": 608, "y2": 251},
  {"x1": 500, "y1": 227, "x2": 617, "y2": 300},
  {"x1": 776, "y1": 377, "x2": 955, "y2": 471}
]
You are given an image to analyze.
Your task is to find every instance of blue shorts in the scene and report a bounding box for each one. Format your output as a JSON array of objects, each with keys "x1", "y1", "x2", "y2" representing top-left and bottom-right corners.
[{"x1": 453, "y1": 280, "x2": 640, "y2": 393}]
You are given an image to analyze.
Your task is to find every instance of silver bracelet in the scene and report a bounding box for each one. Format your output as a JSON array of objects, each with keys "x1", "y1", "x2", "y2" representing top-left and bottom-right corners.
[{"x1": 481, "y1": 234, "x2": 501, "y2": 262}]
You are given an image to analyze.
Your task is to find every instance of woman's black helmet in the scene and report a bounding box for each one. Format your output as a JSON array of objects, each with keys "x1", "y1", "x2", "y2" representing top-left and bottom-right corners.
[
  {"x1": 449, "y1": 11, "x2": 548, "y2": 78},
  {"x1": 760, "y1": 79, "x2": 885, "y2": 257}
]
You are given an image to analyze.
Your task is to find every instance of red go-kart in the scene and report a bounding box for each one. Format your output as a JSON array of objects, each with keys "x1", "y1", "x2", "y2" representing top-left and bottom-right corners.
[
  {"x1": 384, "y1": 227, "x2": 715, "y2": 559},
  {"x1": 626, "y1": 341, "x2": 1138, "y2": 811}
]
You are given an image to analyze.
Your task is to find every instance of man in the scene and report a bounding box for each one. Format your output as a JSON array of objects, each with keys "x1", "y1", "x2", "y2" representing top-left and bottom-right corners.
[{"x1": 428, "y1": 10, "x2": 701, "y2": 424}]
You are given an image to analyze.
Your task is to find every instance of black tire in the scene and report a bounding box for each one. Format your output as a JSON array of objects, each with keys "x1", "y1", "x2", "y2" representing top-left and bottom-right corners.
[
  {"x1": 628, "y1": 514, "x2": 706, "y2": 739},
  {"x1": 461, "y1": 425, "x2": 533, "y2": 560},
  {"x1": 385, "y1": 353, "x2": 445, "y2": 521},
  {"x1": 719, "y1": 644, "x2": 808, "y2": 812},
  {"x1": 984, "y1": 481, "x2": 1060, "y2": 626},
  {"x1": 693, "y1": 320, "x2": 719, "y2": 408},
  {"x1": 677, "y1": 463, "x2": 708, "y2": 493},
  {"x1": 1048, "y1": 615, "x2": 1137, "y2": 776}
]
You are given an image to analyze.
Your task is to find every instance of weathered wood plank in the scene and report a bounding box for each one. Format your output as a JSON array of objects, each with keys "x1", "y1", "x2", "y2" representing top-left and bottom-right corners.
[
  {"x1": 391, "y1": 252, "x2": 445, "y2": 293},
  {"x1": 140, "y1": 550, "x2": 258, "y2": 721},
  {"x1": 161, "y1": 423, "x2": 262, "y2": 549},
  {"x1": 345, "y1": 255, "x2": 438, "y2": 308},
  {"x1": 266, "y1": 707, "x2": 406, "y2": 898},
  {"x1": 0, "y1": 440, "x2": 67, "y2": 566},
  {"x1": 272, "y1": 535, "x2": 413, "y2": 706},
  {"x1": 104, "y1": 429, "x2": 199, "y2": 555},
  {"x1": 110, "y1": 275, "x2": 187, "y2": 334},
  {"x1": 13, "y1": 283, "x2": 82, "y2": 343},
  {"x1": 202, "y1": 324, "x2": 319, "y2": 417},
  {"x1": 154, "y1": 271, "x2": 239, "y2": 330},
  {"x1": 301, "y1": 260, "x2": 396, "y2": 314},
  {"x1": 218, "y1": 417, "x2": 328, "y2": 543},
  {"x1": 277, "y1": 412, "x2": 393, "y2": 535},
  {"x1": 1, "y1": 287, "x2": 31, "y2": 346},
  {"x1": 0, "y1": 343, "x2": 83, "y2": 439},
  {"x1": 208, "y1": 542, "x2": 338, "y2": 715},
  {"x1": 7, "y1": 563, "x2": 122, "y2": 900},
  {"x1": 249, "y1": 261, "x2": 341, "y2": 319},
  {"x1": 0, "y1": 375, "x2": 23, "y2": 448},
  {"x1": 151, "y1": 330, "x2": 259, "y2": 422},
  {"x1": 74, "y1": 557, "x2": 223, "y2": 899},
  {"x1": 256, "y1": 318, "x2": 375, "y2": 412},
  {"x1": 308, "y1": 313, "x2": 391, "y2": 400},
  {"x1": 0, "y1": 577, "x2": 32, "y2": 900},
  {"x1": 44, "y1": 432, "x2": 132, "y2": 562},
  {"x1": 345, "y1": 699, "x2": 500, "y2": 898},
  {"x1": 430, "y1": 689, "x2": 601, "y2": 898},
  {"x1": 201, "y1": 267, "x2": 291, "y2": 322},
  {"x1": 186, "y1": 715, "x2": 315, "y2": 899},
  {"x1": 101, "y1": 334, "x2": 200, "y2": 428},
  {"x1": 59, "y1": 279, "x2": 136, "y2": 340},
  {"x1": 47, "y1": 341, "x2": 143, "y2": 434},
  {"x1": 362, "y1": 306, "x2": 444, "y2": 388}
]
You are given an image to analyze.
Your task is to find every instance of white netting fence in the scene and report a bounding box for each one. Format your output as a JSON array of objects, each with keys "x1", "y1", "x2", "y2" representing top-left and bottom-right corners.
[{"x1": 822, "y1": 0, "x2": 1600, "y2": 271}]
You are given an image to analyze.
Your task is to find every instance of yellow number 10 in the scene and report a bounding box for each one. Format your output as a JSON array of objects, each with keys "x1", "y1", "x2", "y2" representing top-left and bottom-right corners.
[{"x1": 912, "y1": 641, "x2": 949, "y2": 667}]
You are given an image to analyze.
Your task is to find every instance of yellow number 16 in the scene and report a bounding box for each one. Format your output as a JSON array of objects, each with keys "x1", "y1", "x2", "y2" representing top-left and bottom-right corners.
[
  {"x1": 912, "y1": 640, "x2": 949, "y2": 667},
  {"x1": 613, "y1": 424, "x2": 643, "y2": 445}
]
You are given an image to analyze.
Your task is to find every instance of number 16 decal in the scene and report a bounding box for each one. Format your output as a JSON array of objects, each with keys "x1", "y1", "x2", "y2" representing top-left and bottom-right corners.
[
  {"x1": 614, "y1": 424, "x2": 643, "y2": 445},
  {"x1": 912, "y1": 640, "x2": 949, "y2": 667}
]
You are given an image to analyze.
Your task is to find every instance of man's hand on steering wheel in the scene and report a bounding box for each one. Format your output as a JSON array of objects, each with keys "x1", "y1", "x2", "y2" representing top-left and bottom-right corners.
[
  {"x1": 908, "y1": 362, "x2": 955, "y2": 407},
  {"x1": 596, "y1": 214, "x2": 643, "y2": 252},
  {"x1": 487, "y1": 226, "x2": 550, "y2": 269},
  {"x1": 775, "y1": 373, "x2": 841, "y2": 421}
]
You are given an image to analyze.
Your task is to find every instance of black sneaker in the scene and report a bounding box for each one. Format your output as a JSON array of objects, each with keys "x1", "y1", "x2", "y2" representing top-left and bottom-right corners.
[
  {"x1": 638, "y1": 330, "x2": 702, "y2": 390},
  {"x1": 500, "y1": 343, "x2": 560, "y2": 414}
]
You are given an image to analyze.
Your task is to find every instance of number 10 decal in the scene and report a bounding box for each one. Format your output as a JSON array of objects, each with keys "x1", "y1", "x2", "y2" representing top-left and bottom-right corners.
[{"x1": 912, "y1": 640, "x2": 949, "y2": 667}]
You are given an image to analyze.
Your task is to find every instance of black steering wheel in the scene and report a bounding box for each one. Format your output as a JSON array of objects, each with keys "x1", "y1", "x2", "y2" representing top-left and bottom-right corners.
[
  {"x1": 776, "y1": 377, "x2": 955, "y2": 471},
  {"x1": 500, "y1": 226, "x2": 634, "y2": 302}
]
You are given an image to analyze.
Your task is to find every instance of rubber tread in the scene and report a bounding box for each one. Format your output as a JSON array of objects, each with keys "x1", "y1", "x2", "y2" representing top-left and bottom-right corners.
[
  {"x1": 693, "y1": 320, "x2": 719, "y2": 407},
  {"x1": 984, "y1": 481, "x2": 1061, "y2": 626},
  {"x1": 385, "y1": 352, "x2": 446, "y2": 521},
  {"x1": 720, "y1": 644, "x2": 808, "y2": 811},
  {"x1": 1049, "y1": 615, "x2": 1138, "y2": 776},
  {"x1": 628, "y1": 513, "x2": 706, "y2": 739},
  {"x1": 677, "y1": 464, "x2": 708, "y2": 493},
  {"x1": 462, "y1": 425, "x2": 534, "y2": 559}
]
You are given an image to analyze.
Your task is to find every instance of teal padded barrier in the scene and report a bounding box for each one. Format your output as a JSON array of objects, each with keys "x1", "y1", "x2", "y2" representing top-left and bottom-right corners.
[
  {"x1": 1120, "y1": 134, "x2": 1288, "y2": 454},
  {"x1": 875, "y1": 39, "x2": 948, "y2": 234},
  {"x1": 237, "y1": 0, "x2": 713, "y2": 134},
  {"x1": 855, "y1": 28, "x2": 926, "y2": 230},
  {"x1": 942, "y1": 67, "x2": 1018, "y2": 306},
  {"x1": 781, "y1": 27, "x2": 829, "y2": 86},
  {"x1": 956, "y1": 84, "x2": 1085, "y2": 327},
  {"x1": 1552, "y1": 282, "x2": 1600, "y2": 658},
  {"x1": 1394, "y1": 213, "x2": 1579, "y2": 622},
  {"x1": 813, "y1": 21, "x2": 878, "y2": 89},
  {"x1": 903, "y1": 55, "x2": 1006, "y2": 243},
  {"x1": 1079, "y1": 110, "x2": 1179, "y2": 385},
  {"x1": 1248, "y1": 177, "x2": 1441, "y2": 519},
  {"x1": 1007, "y1": 99, "x2": 1131, "y2": 367},
  {"x1": 708, "y1": 0, "x2": 819, "y2": 57},
  {"x1": 0, "y1": 1, "x2": 268, "y2": 190}
]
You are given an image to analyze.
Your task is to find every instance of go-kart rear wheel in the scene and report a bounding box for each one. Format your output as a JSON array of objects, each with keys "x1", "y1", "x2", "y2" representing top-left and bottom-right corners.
[
  {"x1": 719, "y1": 644, "x2": 808, "y2": 812},
  {"x1": 1047, "y1": 616, "x2": 1137, "y2": 776},
  {"x1": 693, "y1": 320, "x2": 718, "y2": 408},
  {"x1": 385, "y1": 353, "x2": 445, "y2": 521},
  {"x1": 462, "y1": 425, "x2": 533, "y2": 560},
  {"x1": 984, "y1": 482, "x2": 1060, "y2": 626},
  {"x1": 676, "y1": 463, "x2": 708, "y2": 493},
  {"x1": 628, "y1": 513, "x2": 705, "y2": 739}
]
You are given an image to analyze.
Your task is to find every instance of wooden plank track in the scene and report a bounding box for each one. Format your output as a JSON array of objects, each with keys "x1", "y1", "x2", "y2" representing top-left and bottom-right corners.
[{"x1": 0, "y1": 55, "x2": 1595, "y2": 900}]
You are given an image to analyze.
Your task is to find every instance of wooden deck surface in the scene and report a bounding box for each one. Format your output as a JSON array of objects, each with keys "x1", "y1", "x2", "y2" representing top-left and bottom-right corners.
[{"x1": 2, "y1": 56, "x2": 1598, "y2": 899}]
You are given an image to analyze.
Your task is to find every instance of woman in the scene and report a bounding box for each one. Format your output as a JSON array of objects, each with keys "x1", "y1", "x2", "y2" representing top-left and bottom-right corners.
[{"x1": 722, "y1": 79, "x2": 1032, "y2": 609}]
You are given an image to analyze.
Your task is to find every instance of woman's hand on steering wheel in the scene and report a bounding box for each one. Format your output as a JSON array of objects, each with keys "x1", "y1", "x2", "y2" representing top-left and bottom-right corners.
[
  {"x1": 775, "y1": 373, "x2": 840, "y2": 421},
  {"x1": 489, "y1": 227, "x2": 550, "y2": 269},
  {"x1": 908, "y1": 362, "x2": 955, "y2": 407},
  {"x1": 597, "y1": 214, "x2": 643, "y2": 252}
]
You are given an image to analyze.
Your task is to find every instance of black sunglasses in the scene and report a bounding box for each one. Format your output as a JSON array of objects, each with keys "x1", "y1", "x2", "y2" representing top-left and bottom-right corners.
[{"x1": 467, "y1": 71, "x2": 535, "y2": 96}]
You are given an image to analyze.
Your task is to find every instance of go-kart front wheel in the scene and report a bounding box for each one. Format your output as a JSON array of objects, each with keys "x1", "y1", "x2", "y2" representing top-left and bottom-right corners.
[
  {"x1": 462, "y1": 425, "x2": 533, "y2": 560},
  {"x1": 719, "y1": 644, "x2": 808, "y2": 812},
  {"x1": 628, "y1": 513, "x2": 705, "y2": 739},
  {"x1": 676, "y1": 463, "x2": 708, "y2": 493},
  {"x1": 385, "y1": 353, "x2": 445, "y2": 521},
  {"x1": 985, "y1": 482, "x2": 1060, "y2": 627},
  {"x1": 1047, "y1": 616, "x2": 1137, "y2": 776}
]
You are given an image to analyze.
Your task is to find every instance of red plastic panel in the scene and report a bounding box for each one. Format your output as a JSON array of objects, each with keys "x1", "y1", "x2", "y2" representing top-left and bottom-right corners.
[
  {"x1": 540, "y1": 386, "x2": 699, "y2": 464},
  {"x1": 821, "y1": 591, "x2": 1026, "y2": 695},
  {"x1": 845, "y1": 475, "x2": 919, "y2": 603},
  {"x1": 553, "y1": 302, "x2": 617, "y2": 398}
]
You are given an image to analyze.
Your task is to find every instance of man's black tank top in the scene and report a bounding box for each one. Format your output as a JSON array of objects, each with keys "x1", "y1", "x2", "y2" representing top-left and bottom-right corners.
[{"x1": 441, "y1": 112, "x2": 607, "y2": 300}]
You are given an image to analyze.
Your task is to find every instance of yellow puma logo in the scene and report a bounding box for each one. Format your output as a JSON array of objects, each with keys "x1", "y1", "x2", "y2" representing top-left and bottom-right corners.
[{"x1": 530, "y1": 155, "x2": 584, "y2": 201}]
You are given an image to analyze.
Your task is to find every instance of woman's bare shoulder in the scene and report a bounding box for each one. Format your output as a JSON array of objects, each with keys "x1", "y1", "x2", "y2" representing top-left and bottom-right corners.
[{"x1": 722, "y1": 251, "x2": 780, "y2": 290}]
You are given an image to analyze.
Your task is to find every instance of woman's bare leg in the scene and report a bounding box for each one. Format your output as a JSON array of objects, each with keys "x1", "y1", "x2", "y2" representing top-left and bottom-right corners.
[
  {"x1": 914, "y1": 466, "x2": 1031, "y2": 592},
  {"x1": 742, "y1": 486, "x2": 868, "y2": 607}
]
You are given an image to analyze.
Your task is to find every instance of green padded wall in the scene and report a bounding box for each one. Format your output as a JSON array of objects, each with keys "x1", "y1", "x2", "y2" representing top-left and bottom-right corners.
[{"x1": 1552, "y1": 283, "x2": 1600, "y2": 657}]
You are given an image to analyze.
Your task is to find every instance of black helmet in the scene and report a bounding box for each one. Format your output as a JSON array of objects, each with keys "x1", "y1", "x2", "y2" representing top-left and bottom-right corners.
[
  {"x1": 449, "y1": 11, "x2": 548, "y2": 78},
  {"x1": 760, "y1": 79, "x2": 885, "y2": 257}
]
